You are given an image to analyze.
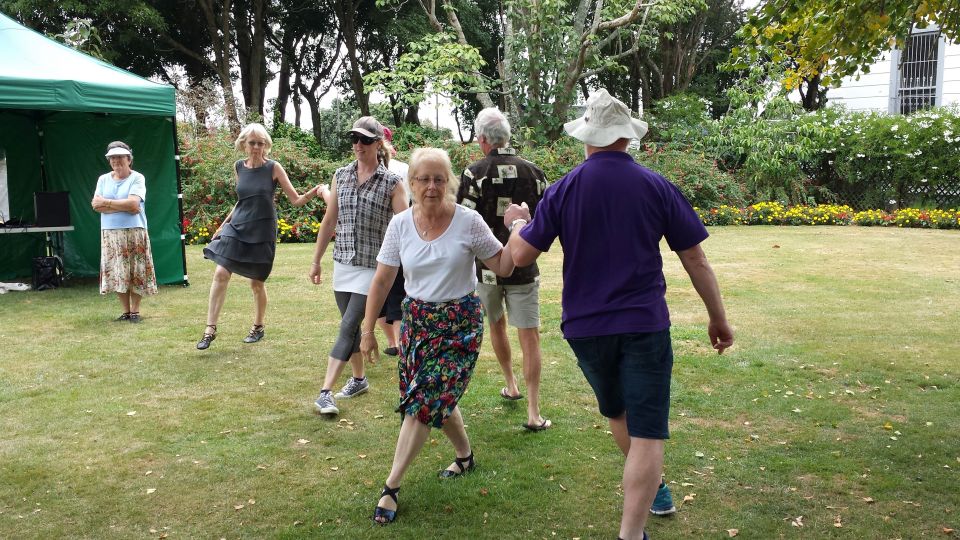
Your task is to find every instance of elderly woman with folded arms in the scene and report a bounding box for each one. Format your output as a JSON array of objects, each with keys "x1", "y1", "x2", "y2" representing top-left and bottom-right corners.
[
  {"x1": 91, "y1": 141, "x2": 157, "y2": 322},
  {"x1": 359, "y1": 147, "x2": 516, "y2": 525}
]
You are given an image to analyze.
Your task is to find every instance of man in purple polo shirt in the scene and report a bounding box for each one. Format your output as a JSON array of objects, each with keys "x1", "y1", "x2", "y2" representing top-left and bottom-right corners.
[{"x1": 504, "y1": 89, "x2": 734, "y2": 540}]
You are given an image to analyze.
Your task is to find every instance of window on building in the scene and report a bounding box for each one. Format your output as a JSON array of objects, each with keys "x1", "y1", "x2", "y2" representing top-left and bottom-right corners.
[{"x1": 894, "y1": 30, "x2": 942, "y2": 114}]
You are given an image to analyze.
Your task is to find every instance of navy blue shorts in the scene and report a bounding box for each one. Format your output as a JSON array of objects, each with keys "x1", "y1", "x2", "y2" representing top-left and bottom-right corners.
[
  {"x1": 566, "y1": 329, "x2": 673, "y2": 439},
  {"x1": 383, "y1": 270, "x2": 405, "y2": 323}
]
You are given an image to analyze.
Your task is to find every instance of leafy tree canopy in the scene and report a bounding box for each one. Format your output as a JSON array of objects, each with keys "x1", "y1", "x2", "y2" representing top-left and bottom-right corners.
[{"x1": 738, "y1": 0, "x2": 960, "y2": 90}]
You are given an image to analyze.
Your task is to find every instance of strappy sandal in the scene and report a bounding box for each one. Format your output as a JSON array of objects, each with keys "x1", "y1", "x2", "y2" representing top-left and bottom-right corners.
[
  {"x1": 115, "y1": 312, "x2": 131, "y2": 322},
  {"x1": 438, "y1": 452, "x2": 475, "y2": 478},
  {"x1": 128, "y1": 312, "x2": 141, "y2": 323},
  {"x1": 372, "y1": 484, "x2": 400, "y2": 525},
  {"x1": 243, "y1": 324, "x2": 265, "y2": 344},
  {"x1": 196, "y1": 325, "x2": 217, "y2": 350}
]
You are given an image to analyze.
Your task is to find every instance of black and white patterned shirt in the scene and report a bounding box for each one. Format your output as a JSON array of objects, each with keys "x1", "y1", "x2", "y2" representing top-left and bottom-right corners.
[
  {"x1": 457, "y1": 147, "x2": 548, "y2": 285},
  {"x1": 333, "y1": 161, "x2": 402, "y2": 268}
]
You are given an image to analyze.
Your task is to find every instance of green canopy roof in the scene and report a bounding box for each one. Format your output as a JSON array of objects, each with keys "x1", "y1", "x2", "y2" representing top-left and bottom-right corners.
[{"x1": 0, "y1": 12, "x2": 175, "y2": 116}]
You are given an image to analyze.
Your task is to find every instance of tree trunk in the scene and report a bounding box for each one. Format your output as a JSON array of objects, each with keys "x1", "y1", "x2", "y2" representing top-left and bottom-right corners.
[
  {"x1": 405, "y1": 106, "x2": 419, "y2": 125},
  {"x1": 234, "y1": 0, "x2": 269, "y2": 119},
  {"x1": 276, "y1": 32, "x2": 293, "y2": 124},
  {"x1": 334, "y1": 1, "x2": 369, "y2": 116},
  {"x1": 799, "y1": 73, "x2": 827, "y2": 111}
]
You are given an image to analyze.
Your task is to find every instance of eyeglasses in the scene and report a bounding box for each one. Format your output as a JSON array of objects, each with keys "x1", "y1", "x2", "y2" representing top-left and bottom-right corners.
[
  {"x1": 247, "y1": 140, "x2": 267, "y2": 147},
  {"x1": 413, "y1": 175, "x2": 448, "y2": 185},
  {"x1": 349, "y1": 133, "x2": 378, "y2": 145}
]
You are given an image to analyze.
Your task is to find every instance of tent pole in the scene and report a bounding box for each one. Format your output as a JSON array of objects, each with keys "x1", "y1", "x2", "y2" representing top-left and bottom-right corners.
[
  {"x1": 35, "y1": 112, "x2": 47, "y2": 192},
  {"x1": 171, "y1": 116, "x2": 189, "y2": 286}
]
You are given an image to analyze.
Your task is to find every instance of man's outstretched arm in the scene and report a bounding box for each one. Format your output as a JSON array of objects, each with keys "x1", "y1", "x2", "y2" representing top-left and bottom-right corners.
[{"x1": 676, "y1": 244, "x2": 734, "y2": 354}]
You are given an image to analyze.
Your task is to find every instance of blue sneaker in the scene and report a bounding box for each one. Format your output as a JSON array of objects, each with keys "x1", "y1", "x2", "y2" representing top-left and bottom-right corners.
[{"x1": 650, "y1": 482, "x2": 677, "y2": 515}]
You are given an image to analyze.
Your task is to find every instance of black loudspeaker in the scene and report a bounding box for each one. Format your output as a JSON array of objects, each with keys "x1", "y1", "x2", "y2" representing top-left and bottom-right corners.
[
  {"x1": 32, "y1": 256, "x2": 64, "y2": 291},
  {"x1": 34, "y1": 192, "x2": 71, "y2": 227}
]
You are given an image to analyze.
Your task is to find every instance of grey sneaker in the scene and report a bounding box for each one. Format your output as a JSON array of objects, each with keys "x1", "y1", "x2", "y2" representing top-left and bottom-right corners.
[
  {"x1": 314, "y1": 391, "x2": 339, "y2": 415},
  {"x1": 335, "y1": 377, "x2": 369, "y2": 399}
]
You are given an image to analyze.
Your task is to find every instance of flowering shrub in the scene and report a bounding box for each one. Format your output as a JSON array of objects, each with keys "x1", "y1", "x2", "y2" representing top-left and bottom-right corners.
[
  {"x1": 660, "y1": 63, "x2": 960, "y2": 208},
  {"x1": 693, "y1": 204, "x2": 960, "y2": 229},
  {"x1": 633, "y1": 145, "x2": 746, "y2": 209},
  {"x1": 854, "y1": 208, "x2": 960, "y2": 229},
  {"x1": 696, "y1": 205, "x2": 745, "y2": 226}
]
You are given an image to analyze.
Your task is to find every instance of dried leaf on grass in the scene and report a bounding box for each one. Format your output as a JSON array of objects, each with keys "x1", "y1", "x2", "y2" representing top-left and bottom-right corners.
[{"x1": 727, "y1": 529, "x2": 739, "y2": 537}]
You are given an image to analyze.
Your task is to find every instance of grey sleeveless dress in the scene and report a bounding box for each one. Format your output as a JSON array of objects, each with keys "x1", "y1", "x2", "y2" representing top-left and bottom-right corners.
[{"x1": 203, "y1": 160, "x2": 278, "y2": 281}]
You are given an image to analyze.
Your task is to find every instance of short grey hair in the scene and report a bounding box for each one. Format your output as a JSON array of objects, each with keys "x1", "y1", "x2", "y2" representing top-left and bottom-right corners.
[{"x1": 474, "y1": 107, "x2": 511, "y2": 147}]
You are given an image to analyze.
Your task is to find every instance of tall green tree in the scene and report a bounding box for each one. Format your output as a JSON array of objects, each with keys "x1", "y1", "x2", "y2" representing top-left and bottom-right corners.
[
  {"x1": 504, "y1": 0, "x2": 706, "y2": 140},
  {"x1": 594, "y1": 0, "x2": 744, "y2": 114}
]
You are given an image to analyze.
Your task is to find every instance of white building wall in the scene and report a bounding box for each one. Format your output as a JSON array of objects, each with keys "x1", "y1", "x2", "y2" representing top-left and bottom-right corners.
[
  {"x1": 940, "y1": 44, "x2": 960, "y2": 105},
  {"x1": 825, "y1": 40, "x2": 960, "y2": 112}
]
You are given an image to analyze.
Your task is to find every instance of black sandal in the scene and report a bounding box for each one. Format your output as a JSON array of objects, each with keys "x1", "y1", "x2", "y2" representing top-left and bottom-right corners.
[
  {"x1": 196, "y1": 325, "x2": 217, "y2": 350},
  {"x1": 438, "y1": 452, "x2": 475, "y2": 478},
  {"x1": 115, "y1": 312, "x2": 131, "y2": 322},
  {"x1": 243, "y1": 324, "x2": 265, "y2": 344},
  {"x1": 372, "y1": 484, "x2": 400, "y2": 525},
  {"x1": 128, "y1": 312, "x2": 141, "y2": 323}
]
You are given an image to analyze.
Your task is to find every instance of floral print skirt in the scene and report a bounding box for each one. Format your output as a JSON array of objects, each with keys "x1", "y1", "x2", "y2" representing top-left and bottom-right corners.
[
  {"x1": 100, "y1": 228, "x2": 158, "y2": 296},
  {"x1": 397, "y1": 293, "x2": 484, "y2": 428}
]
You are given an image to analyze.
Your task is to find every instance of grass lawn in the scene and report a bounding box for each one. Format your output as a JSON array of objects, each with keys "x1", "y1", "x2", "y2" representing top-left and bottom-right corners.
[{"x1": 1, "y1": 226, "x2": 958, "y2": 539}]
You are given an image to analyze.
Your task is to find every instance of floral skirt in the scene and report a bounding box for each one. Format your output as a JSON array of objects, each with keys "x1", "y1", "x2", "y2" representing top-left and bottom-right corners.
[
  {"x1": 397, "y1": 293, "x2": 484, "y2": 428},
  {"x1": 100, "y1": 228, "x2": 158, "y2": 296}
]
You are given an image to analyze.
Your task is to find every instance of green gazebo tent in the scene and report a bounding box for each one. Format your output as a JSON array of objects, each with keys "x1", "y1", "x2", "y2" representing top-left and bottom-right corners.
[{"x1": 0, "y1": 11, "x2": 187, "y2": 285}]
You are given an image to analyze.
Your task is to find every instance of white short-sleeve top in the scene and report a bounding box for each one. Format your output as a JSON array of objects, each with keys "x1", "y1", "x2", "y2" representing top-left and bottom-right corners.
[{"x1": 377, "y1": 204, "x2": 502, "y2": 302}]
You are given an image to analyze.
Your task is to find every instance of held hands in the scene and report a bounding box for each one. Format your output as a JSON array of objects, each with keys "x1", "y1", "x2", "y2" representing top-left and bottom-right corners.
[
  {"x1": 503, "y1": 202, "x2": 531, "y2": 228},
  {"x1": 316, "y1": 184, "x2": 332, "y2": 205},
  {"x1": 360, "y1": 331, "x2": 379, "y2": 365}
]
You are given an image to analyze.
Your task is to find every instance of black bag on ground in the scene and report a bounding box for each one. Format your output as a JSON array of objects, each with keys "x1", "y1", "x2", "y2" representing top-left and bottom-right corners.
[{"x1": 32, "y1": 256, "x2": 64, "y2": 291}]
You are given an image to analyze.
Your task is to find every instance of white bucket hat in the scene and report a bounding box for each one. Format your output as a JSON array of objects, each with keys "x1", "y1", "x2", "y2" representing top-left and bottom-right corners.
[{"x1": 563, "y1": 89, "x2": 648, "y2": 146}]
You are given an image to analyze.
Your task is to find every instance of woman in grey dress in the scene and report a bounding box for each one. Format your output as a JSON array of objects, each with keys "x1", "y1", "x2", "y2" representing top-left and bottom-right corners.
[{"x1": 196, "y1": 123, "x2": 321, "y2": 350}]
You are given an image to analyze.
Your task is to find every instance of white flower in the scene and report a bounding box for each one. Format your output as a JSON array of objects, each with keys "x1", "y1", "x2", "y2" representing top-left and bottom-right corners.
[
  {"x1": 857, "y1": 153, "x2": 866, "y2": 158},
  {"x1": 921, "y1": 178, "x2": 928, "y2": 183},
  {"x1": 891, "y1": 124, "x2": 899, "y2": 131},
  {"x1": 889, "y1": 199, "x2": 897, "y2": 204}
]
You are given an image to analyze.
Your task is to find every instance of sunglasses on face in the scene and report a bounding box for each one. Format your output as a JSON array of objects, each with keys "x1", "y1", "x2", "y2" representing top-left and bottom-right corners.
[{"x1": 349, "y1": 133, "x2": 378, "y2": 145}]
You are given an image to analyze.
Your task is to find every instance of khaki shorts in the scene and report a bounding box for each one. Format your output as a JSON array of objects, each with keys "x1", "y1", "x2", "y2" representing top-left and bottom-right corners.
[{"x1": 476, "y1": 281, "x2": 540, "y2": 329}]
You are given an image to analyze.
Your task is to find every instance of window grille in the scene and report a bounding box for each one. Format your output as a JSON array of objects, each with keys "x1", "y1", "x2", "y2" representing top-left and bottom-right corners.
[{"x1": 896, "y1": 31, "x2": 941, "y2": 114}]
